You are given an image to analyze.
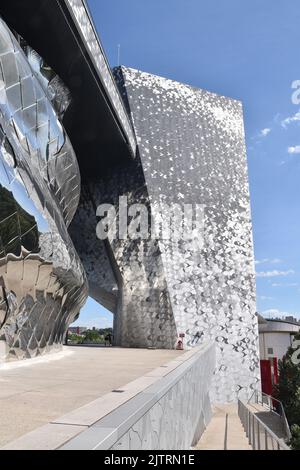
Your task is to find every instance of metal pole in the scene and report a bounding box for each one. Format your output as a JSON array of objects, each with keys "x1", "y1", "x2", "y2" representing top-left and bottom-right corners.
[
  {"x1": 117, "y1": 44, "x2": 121, "y2": 66},
  {"x1": 249, "y1": 411, "x2": 251, "y2": 443},
  {"x1": 257, "y1": 421, "x2": 261, "y2": 450}
]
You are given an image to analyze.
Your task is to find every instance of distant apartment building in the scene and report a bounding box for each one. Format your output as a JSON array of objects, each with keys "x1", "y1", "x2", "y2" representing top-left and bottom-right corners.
[
  {"x1": 281, "y1": 315, "x2": 300, "y2": 325},
  {"x1": 68, "y1": 327, "x2": 87, "y2": 335}
]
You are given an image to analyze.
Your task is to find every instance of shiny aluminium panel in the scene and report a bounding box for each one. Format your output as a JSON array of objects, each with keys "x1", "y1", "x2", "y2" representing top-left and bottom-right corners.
[
  {"x1": 112, "y1": 67, "x2": 260, "y2": 402},
  {"x1": 71, "y1": 66, "x2": 260, "y2": 402},
  {"x1": 0, "y1": 18, "x2": 87, "y2": 361}
]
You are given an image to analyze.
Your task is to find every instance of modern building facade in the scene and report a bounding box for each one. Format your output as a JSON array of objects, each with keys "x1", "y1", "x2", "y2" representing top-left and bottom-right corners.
[
  {"x1": 259, "y1": 318, "x2": 300, "y2": 361},
  {"x1": 0, "y1": 0, "x2": 260, "y2": 401}
]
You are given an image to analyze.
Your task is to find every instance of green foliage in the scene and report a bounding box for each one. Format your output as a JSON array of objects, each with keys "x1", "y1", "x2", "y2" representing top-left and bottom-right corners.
[
  {"x1": 274, "y1": 332, "x2": 300, "y2": 450},
  {"x1": 82, "y1": 329, "x2": 102, "y2": 344},
  {"x1": 290, "y1": 425, "x2": 300, "y2": 450},
  {"x1": 0, "y1": 185, "x2": 39, "y2": 254},
  {"x1": 98, "y1": 328, "x2": 113, "y2": 337},
  {"x1": 67, "y1": 328, "x2": 113, "y2": 345},
  {"x1": 68, "y1": 333, "x2": 83, "y2": 344}
]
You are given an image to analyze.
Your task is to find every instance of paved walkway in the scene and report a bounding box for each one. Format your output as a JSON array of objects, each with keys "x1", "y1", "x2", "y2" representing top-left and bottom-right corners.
[
  {"x1": 0, "y1": 346, "x2": 182, "y2": 447},
  {"x1": 195, "y1": 404, "x2": 252, "y2": 450}
]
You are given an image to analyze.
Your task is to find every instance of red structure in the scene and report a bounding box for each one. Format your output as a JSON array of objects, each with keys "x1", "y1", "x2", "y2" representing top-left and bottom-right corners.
[{"x1": 260, "y1": 358, "x2": 278, "y2": 395}]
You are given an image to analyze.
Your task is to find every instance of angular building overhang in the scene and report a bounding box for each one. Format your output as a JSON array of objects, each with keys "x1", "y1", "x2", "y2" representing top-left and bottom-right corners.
[
  {"x1": 259, "y1": 319, "x2": 300, "y2": 334},
  {"x1": 0, "y1": 0, "x2": 137, "y2": 178}
]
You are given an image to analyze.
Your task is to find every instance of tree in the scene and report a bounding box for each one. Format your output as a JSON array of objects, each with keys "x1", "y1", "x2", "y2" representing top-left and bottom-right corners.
[
  {"x1": 98, "y1": 328, "x2": 113, "y2": 336},
  {"x1": 82, "y1": 329, "x2": 102, "y2": 343},
  {"x1": 0, "y1": 185, "x2": 39, "y2": 254},
  {"x1": 68, "y1": 333, "x2": 83, "y2": 344},
  {"x1": 290, "y1": 425, "x2": 300, "y2": 450},
  {"x1": 274, "y1": 332, "x2": 300, "y2": 449}
]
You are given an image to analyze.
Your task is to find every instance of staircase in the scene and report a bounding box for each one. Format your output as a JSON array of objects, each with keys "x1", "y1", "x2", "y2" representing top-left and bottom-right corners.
[
  {"x1": 195, "y1": 404, "x2": 252, "y2": 450},
  {"x1": 238, "y1": 391, "x2": 291, "y2": 450},
  {"x1": 246, "y1": 402, "x2": 286, "y2": 440},
  {"x1": 195, "y1": 392, "x2": 291, "y2": 451}
]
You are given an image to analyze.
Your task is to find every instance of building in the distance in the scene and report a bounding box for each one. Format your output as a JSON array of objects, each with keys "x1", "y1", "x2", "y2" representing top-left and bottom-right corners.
[
  {"x1": 68, "y1": 327, "x2": 87, "y2": 335},
  {"x1": 258, "y1": 314, "x2": 300, "y2": 395},
  {"x1": 259, "y1": 317, "x2": 300, "y2": 361}
]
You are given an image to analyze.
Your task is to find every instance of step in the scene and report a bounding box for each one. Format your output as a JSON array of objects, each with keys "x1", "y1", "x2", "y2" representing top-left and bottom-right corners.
[{"x1": 195, "y1": 404, "x2": 252, "y2": 450}]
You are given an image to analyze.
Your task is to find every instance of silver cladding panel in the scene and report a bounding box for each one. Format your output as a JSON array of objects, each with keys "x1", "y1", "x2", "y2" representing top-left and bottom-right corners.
[
  {"x1": 0, "y1": 19, "x2": 87, "y2": 360},
  {"x1": 71, "y1": 162, "x2": 178, "y2": 349},
  {"x1": 113, "y1": 67, "x2": 260, "y2": 402}
]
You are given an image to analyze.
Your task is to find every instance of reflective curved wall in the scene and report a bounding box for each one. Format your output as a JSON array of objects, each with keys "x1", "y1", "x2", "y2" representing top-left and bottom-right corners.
[{"x1": 0, "y1": 18, "x2": 88, "y2": 361}]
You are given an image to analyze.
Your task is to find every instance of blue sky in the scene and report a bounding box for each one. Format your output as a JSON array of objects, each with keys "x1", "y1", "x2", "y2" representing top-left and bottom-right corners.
[{"x1": 74, "y1": 0, "x2": 300, "y2": 327}]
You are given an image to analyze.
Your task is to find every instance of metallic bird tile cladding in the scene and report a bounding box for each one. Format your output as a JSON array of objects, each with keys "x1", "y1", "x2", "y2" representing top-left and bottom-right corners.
[{"x1": 0, "y1": 18, "x2": 87, "y2": 361}]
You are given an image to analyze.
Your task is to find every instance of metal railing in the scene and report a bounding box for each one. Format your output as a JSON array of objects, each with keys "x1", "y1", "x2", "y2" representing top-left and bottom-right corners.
[
  {"x1": 64, "y1": 0, "x2": 137, "y2": 156},
  {"x1": 238, "y1": 399, "x2": 290, "y2": 450},
  {"x1": 248, "y1": 390, "x2": 291, "y2": 440}
]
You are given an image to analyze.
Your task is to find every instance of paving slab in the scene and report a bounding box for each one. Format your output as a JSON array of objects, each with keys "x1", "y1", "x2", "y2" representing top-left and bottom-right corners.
[{"x1": 0, "y1": 423, "x2": 87, "y2": 451}]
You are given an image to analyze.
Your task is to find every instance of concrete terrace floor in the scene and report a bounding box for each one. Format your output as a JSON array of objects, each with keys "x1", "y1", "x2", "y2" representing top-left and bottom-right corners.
[{"x1": 0, "y1": 346, "x2": 182, "y2": 447}]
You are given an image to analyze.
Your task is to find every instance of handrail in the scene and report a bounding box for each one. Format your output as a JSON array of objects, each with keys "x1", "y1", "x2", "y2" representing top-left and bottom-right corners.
[
  {"x1": 81, "y1": 0, "x2": 133, "y2": 119},
  {"x1": 238, "y1": 400, "x2": 290, "y2": 450},
  {"x1": 248, "y1": 390, "x2": 291, "y2": 440},
  {"x1": 63, "y1": 0, "x2": 137, "y2": 155}
]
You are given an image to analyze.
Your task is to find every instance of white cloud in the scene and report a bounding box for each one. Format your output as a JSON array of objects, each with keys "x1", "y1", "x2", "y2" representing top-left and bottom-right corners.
[
  {"x1": 272, "y1": 282, "x2": 298, "y2": 287},
  {"x1": 256, "y1": 269, "x2": 295, "y2": 278},
  {"x1": 288, "y1": 145, "x2": 300, "y2": 154},
  {"x1": 281, "y1": 109, "x2": 300, "y2": 128},
  {"x1": 260, "y1": 128, "x2": 271, "y2": 137},
  {"x1": 255, "y1": 258, "x2": 282, "y2": 265},
  {"x1": 258, "y1": 295, "x2": 274, "y2": 301}
]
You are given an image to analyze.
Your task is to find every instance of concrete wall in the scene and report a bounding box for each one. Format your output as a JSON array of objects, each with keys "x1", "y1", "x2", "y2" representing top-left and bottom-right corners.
[
  {"x1": 61, "y1": 342, "x2": 216, "y2": 450},
  {"x1": 260, "y1": 332, "x2": 294, "y2": 360},
  {"x1": 259, "y1": 320, "x2": 300, "y2": 360}
]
